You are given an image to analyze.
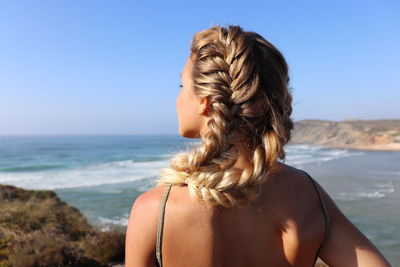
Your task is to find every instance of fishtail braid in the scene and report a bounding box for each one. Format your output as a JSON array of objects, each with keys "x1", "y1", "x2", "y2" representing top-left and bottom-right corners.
[{"x1": 156, "y1": 24, "x2": 293, "y2": 208}]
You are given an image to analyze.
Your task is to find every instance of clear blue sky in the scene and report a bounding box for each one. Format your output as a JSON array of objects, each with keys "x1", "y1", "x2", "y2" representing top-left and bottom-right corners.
[{"x1": 0, "y1": 0, "x2": 399, "y2": 135}]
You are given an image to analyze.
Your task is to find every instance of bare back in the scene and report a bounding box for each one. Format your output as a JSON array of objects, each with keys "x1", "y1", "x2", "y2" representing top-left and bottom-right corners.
[{"x1": 158, "y1": 163, "x2": 327, "y2": 267}]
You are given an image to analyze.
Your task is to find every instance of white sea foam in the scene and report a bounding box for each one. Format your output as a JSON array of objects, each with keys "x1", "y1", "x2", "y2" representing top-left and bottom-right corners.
[
  {"x1": 358, "y1": 191, "x2": 386, "y2": 198},
  {"x1": 0, "y1": 144, "x2": 366, "y2": 190},
  {"x1": 284, "y1": 144, "x2": 364, "y2": 167},
  {"x1": 0, "y1": 158, "x2": 171, "y2": 190},
  {"x1": 337, "y1": 182, "x2": 395, "y2": 200},
  {"x1": 98, "y1": 213, "x2": 130, "y2": 230},
  {"x1": 99, "y1": 214, "x2": 129, "y2": 226},
  {"x1": 375, "y1": 182, "x2": 396, "y2": 194}
]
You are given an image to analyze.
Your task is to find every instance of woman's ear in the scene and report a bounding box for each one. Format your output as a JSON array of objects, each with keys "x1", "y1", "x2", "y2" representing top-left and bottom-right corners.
[{"x1": 198, "y1": 96, "x2": 211, "y2": 116}]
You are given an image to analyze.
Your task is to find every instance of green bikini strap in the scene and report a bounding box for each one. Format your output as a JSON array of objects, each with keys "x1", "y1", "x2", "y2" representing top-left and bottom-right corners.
[{"x1": 156, "y1": 183, "x2": 172, "y2": 267}]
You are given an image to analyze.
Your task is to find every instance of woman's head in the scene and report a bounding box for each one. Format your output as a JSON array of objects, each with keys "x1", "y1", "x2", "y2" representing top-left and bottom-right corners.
[{"x1": 158, "y1": 24, "x2": 293, "y2": 208}]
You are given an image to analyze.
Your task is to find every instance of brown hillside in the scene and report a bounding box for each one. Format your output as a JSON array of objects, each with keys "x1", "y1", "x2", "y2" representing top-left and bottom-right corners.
[{"x1": 289, "y1": 119, "x2": 400, "y2": 151}]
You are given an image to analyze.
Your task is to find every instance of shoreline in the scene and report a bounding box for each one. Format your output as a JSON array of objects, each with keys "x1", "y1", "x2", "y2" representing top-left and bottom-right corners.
[
  {"x1": 318, "y1": 143, "x2": 400, "y2": 152},
  {"x1": 289, "y1": 141, "x2": 400, "y2": 152},
  {"x1": 291, "y1": 119, "x2": 400, "y2": 152}
]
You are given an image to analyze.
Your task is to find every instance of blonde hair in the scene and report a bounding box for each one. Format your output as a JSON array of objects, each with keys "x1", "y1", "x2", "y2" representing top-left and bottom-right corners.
[{"x1": 156, "y1": 24, "x2": 293, "y2": 208}]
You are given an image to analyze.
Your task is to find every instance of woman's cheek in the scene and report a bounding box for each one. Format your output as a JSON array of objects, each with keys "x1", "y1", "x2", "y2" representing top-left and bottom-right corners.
[{"x1": 176, "y1": 91, "x2": 186, "y2": 129}]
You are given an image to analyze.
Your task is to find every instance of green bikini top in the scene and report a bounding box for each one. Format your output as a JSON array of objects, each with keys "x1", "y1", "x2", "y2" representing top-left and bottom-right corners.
[
  {"x1": 156, "y1": 184, "x2": 172, "y2": 267},
  {"x1": 155, "y1": 170, "x2": 330, "y2": 267}
]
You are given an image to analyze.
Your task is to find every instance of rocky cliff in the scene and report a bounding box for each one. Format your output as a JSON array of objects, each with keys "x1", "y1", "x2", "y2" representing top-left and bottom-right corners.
[
  {"x1": 290, "y1": 119, "x2": 400, "y2": 151},
  {"x1": 0, "y1": 184, "x2": 125, "y2": 267}
]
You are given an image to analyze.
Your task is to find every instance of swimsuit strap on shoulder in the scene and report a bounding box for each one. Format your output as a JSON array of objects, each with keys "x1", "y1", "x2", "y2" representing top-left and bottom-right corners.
[
  {"x1": 156, "y1": 183, "x2": 172, "y2": 267},
  {"x1": 300, "y1": 170, "x2": 331, "y2": 264}
]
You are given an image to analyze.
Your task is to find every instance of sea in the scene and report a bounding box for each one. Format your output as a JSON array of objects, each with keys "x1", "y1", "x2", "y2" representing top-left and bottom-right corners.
[{"x1": 0, "y1": 135, "x2": 399, "y2": 264}]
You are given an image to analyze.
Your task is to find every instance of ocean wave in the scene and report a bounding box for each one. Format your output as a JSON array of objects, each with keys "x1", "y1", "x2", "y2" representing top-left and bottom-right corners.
[
  {"x1": 0, "y1": 164, "x2": 66, "y2": 172},
  {"x1": 337, "y1": 182, "x2": 395, "y2": 200},
  {"x1": 284, "y1": 144, "x2": 365, "y2": 167},
  {"x1": 0, "y1": 144, "x2": 367, "y2": 190},
  {"x1": 370, "y1": 170, "x2": 400, "y2": 177},
  {"x1": 357, "y1": 191, "x2": 386, "y2": 198},
  {"x1": 98, "y1": 214, "x2": 129, "y2": 226},
  {"x1": 97, "y1": 188, "x2": 124, "y2": 194},
  {"x1": 0, "y1": 158, "x2": 171, "y2": 190},
  {"x1": 98, "y1": 214, "x2": 130, "y2": 231}
]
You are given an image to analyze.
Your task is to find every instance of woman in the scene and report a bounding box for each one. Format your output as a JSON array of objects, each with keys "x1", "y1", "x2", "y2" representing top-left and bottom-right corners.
[{"x1": 125, "y1": 25, "x2": 391, "y2": 267}]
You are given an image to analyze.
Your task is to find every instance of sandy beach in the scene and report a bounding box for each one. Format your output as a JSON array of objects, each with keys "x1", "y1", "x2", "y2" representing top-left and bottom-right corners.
[{"x1": 323, "y1": 143, "x2": 400, "y2": 151}]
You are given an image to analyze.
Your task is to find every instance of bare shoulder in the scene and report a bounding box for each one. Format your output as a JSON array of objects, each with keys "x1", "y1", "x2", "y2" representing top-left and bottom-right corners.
[
  {"x1": 267, "y1": 162, "x2": 310, "y2": 182},
  {"x1": 268, "y1": 163, "x2": 391, "y2": 266},
  {"x1": 273, "y1": 163, "x2": 392, "y2": 267},
  {"x1": 127, "y1": 184, "x2": 168, "y2": 227},
  {"x1": 260, "y1": 162, "x2": 328, "y2": 232},
  {"x1": 132, "y1": 184, "x2": 168, "y2": 209},
  {"x1": 128, "y1": 183, "x2": 171, "y2": 227},
  {"x1": 311, "y1": 178, "x2": 392, "y2": 266},
  {"x1": 125, "y1": 184, "x2": 169, "y2": 267},
  {"x1": 263, "y1": 162, "x2": 318, "y2": 197}
]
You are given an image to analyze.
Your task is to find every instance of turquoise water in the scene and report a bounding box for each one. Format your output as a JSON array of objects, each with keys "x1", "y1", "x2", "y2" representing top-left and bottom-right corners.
[{"x1": 0, "y1": 135, "x2": 399, "y2": 264}]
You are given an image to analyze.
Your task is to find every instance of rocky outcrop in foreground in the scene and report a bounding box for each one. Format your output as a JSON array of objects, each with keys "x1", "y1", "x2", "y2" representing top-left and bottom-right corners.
[
  {"x1": 0, "y1": 184, "x2": 125, "y2": 267},
  {"x1": 290, "y1": 119, "x2": 400, "y2": 151}
]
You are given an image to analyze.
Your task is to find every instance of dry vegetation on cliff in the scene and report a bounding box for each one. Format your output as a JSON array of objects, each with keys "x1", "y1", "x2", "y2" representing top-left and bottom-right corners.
[
  {"x1": 290, "y1": 119, "x2": 400, "y2": 151},
  {"x1": 0, "y1": 184, "x2": 125, "y2": 267}
]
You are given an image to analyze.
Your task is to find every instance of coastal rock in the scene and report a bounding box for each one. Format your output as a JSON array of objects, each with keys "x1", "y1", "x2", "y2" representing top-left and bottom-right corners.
[
  {"x1": 0, "y1": 184, "x2": 125, "y2": 267},
  {"x1": 290, "y1": 119, "x2": 400, "y2": 151}
]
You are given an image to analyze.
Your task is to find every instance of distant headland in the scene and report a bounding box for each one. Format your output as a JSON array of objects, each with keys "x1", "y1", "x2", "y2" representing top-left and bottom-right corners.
[{"x1": 290, "y1": 119, "x2": 400, "y2": 151}]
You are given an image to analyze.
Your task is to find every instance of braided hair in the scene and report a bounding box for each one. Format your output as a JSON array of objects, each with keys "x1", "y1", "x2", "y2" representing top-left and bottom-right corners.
[{"x1": 156, "y1": 24, "x2": 294, "y2": 208}]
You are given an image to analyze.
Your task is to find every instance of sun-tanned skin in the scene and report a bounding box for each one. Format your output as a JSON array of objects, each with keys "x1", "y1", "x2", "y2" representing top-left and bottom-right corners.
[{"x1": 125, "y1": 55, "x2": 391, "y2": 266}]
